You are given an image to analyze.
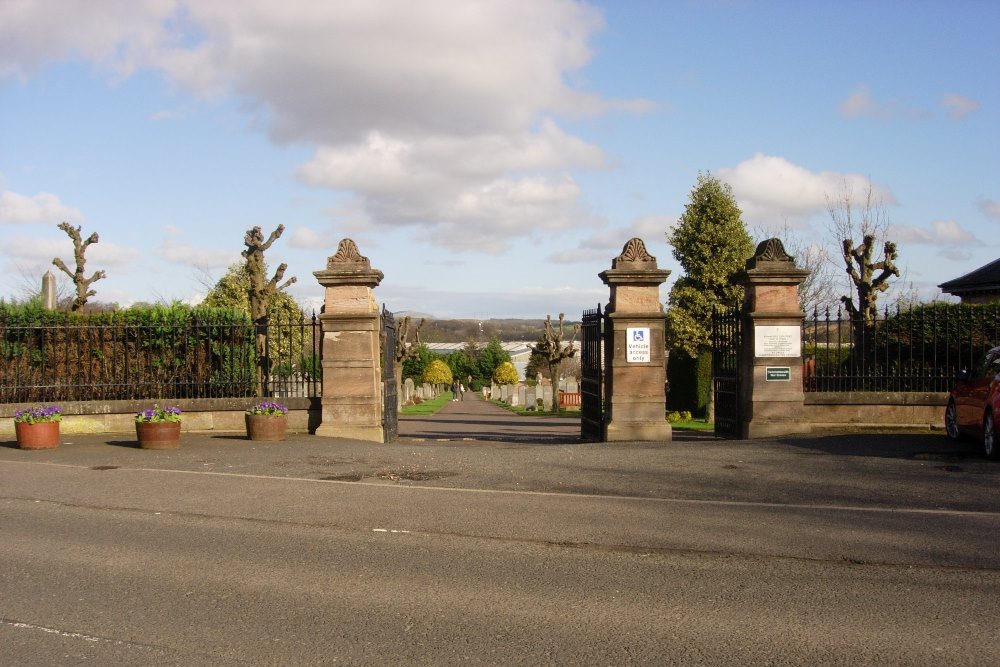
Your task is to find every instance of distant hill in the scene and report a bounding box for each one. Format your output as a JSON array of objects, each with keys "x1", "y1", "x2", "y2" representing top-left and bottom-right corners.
[{"x1": 397, "y1": 317, "x2": 582, "y2": 344}]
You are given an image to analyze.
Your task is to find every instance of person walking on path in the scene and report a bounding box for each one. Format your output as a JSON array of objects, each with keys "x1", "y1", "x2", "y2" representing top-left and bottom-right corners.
[{"x1": 451, "y1": 379, "x2": 460, "y2": 401}]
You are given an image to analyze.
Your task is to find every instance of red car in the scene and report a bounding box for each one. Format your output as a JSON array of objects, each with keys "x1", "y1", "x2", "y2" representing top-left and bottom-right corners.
[{"x1": 945, "y1": 345, "x2": 1000, "y2": 459}]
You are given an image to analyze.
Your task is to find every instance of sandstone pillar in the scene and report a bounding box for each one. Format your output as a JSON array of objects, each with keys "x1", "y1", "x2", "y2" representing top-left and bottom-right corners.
[
  {"x1": 599, "y1": 238, "x2": 671, "y2": 442},
  {"x1": 313, "y1": 239, "x2": 385, "y2": 442},
  {"x1": 736, "y1": 238, "x2": 811, "y2": 438}
]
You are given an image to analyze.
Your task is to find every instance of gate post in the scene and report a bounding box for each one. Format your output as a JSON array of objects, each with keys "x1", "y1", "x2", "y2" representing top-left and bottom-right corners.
[
  {"x1": 599, "y1": 238, "x2": 671, "y2": 442},
  {"x1": 313, "y1": 239, "x2": 385, "y2": 442},
  {"x1": 735, "y1": 238, "x2": 810, "y2": 438}
]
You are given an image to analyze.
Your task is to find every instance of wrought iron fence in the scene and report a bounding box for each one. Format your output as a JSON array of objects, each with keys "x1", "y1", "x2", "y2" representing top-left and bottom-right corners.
[
  {"x1": 803, "y1": 302, "x2": 1000, "y2": 392},
  {"x1": 0, "y1": 311, "x2": 322, "y2": 403}
]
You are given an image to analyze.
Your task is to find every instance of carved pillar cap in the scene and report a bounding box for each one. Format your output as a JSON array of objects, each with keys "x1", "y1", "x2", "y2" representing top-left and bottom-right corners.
[
  {"x1": 314, "y1": 238, "x2": 384, "y2": 287},
  {"x1": 600, "y1": 237, "x2": 670, "y2": 286},
  {"x1": 737, "y1": 237, "x2": 809, "y2": 285}
]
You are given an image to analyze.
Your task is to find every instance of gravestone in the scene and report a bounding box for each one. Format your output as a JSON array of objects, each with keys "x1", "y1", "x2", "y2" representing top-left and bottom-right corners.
[
  {"x1": 541, "y1": 384, "x2": 553, "y2": 411},
  {"x1": 524, "y1": 385, "x2": 537, "y2": 411}
]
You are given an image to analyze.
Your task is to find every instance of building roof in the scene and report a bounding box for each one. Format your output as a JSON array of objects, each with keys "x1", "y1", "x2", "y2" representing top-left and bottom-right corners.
[{"x1": 938, "y1": 258, "x2": 1000, "y2": 295}]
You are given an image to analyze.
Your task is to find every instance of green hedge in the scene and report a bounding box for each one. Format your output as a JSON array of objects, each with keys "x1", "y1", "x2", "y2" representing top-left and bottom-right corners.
[{"x1": 667, "y1": 349, "x2": 712, "y2": 417}]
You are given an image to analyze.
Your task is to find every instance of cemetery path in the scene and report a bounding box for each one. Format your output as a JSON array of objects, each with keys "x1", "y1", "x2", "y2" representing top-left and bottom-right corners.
[{"x1": 398, "y1": 393, "x2": 582, "y2": 444}]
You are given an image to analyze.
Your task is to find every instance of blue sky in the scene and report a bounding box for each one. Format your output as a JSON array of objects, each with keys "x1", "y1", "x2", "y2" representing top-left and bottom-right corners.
[{"x1": 1, "y1": 0, "x2": 997, "y2": 318}]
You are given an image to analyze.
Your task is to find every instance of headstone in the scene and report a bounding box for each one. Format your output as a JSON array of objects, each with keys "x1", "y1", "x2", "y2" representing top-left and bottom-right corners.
[
  {"x1": 404, "y1": 378, "x2": 415, "y2": 404},
  {"x1": 541, "y1": 384, "x2": 553, "y2": 411},
  {"x1": 566, "y1": 378, "x2": 579, "y2": 394},
  {"x1": 500, "y1": 384, "x2": 509, "y2": 403},
  {"x1": 524, "y1": 385, "x2": 537, "y2": 411},
  {"x1": 41, "y1": 270, "x2": 57, "y2": 310},
  {"x1": 517, "y1": 385, "x2": 526, "y2": 407}
]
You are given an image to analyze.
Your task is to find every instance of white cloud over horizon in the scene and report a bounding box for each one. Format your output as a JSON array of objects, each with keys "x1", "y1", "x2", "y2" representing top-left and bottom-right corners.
[
  {"x1": 0, "y1": 1, "x2": 647, "y2": 252},
  {"x1": 0, "y1": 190, "x2": 83, "y2": 225},
  {"x1": 717, "y1": 154, "x2": 896, "y2": 229}
]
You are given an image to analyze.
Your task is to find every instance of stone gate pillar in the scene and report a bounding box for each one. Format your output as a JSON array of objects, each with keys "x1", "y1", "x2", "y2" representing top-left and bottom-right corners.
[
  {"x1": 313, "y1": 239, "x2": 385, "y2": 442},
  {"x1": 599, "y1": 238, "x2": 671, "y2": 442},
  {"x1": 735, "y1": 238, "x2": 810, "y2": 439}
]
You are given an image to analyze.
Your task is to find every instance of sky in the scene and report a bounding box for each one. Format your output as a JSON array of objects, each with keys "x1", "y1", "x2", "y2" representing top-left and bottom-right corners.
[{"x1": 0, "y1": 0, "x2": 997, "y2": 319}]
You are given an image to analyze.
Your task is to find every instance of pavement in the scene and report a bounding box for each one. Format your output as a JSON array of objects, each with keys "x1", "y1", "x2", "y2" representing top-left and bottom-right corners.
[
  {"x1": 3, "y1": 394, "x2": 999, "y2": 665},
  {"x1": 1, "y1": 393, "x2": 995, "y2": 516}
]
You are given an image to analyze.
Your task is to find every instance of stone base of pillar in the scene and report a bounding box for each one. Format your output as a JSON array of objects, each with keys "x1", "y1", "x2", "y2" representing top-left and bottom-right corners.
[
  {"x1": 314, "y1": 423, "x2": 385, "y2": 442},
  {"x1": 741, "y1": 420, "x2": 810, "y2": 439},
  {"x1": 605, "y1": 420, "x2": 672, "y2": 442}
]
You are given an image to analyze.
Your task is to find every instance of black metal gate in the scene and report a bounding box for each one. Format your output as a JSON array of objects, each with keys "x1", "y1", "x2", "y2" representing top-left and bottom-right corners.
[
  {"x1": 581, "y1": 304, "x2": 608, "y2": 441},
  {"x1": 711, "y1": 305, "x2": 742, "y2": 438},
  {"x1": 381, "y1": 306, "x2": 398, "y2": 443}
]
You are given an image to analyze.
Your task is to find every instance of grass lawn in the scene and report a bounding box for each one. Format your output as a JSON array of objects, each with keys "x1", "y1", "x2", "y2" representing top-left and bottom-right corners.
[
  {"x1": 492, "y1": 400, "x2": 715, "y2": 431},
  {"x1": 671, "y1": 419, "x2": 714, "y2": 431},
  {"x1": 400, "y1": 391, "x2": 454, "y2": 416}
]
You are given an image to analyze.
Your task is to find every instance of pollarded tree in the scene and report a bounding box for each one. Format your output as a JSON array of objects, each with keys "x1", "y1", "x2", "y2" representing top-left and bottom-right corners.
[
  {"x1": 52, "y1": 222, "x2": 106, "y2": 311},
  {"x1": 665, "y1": 173, "x2": 753, "y2": 418},
  {"x1": 528, "y1": 313, "x2": 578, "y2": 412},
  {"x1": 241, "y1": 225, "x2": 297, "y2": 394},
  {"x1": 202, "y1": 261, "x2": 306, "y2": 382},
  {"x1": 422, "y1": 359, "x2": 453, "y2": 386},
  {"x1": 492, "y1": 361, "x2": 519, "y2": 385},
  {"x1": 826, "y1": 180, "x2": 900, "y2": 326},
  {"x1": 394, "y1": 315, "x2": 425, "y2": 397}
]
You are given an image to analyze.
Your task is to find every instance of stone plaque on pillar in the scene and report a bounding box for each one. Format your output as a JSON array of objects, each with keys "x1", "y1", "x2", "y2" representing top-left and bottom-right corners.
[
  {"x1": 736, "y1": 238, "x2": 810, "y2": 438},
  {"x1": 599, "y1": 238, "x2": 671, "y2": 442},
  {"x1": 313, "y1": 239, "x2": 385, "y2": 442}
]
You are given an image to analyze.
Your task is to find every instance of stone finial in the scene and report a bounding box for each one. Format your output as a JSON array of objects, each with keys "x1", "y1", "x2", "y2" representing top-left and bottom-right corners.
[
  {"x1": 327, "y1": 238, "x2": 370, "y2": 269},
  {"x1": 745, "y1": 238, "x2": 796, "y2": 270},
  {"x1": 611, "y1": 238, "x2": 657, "y2": 269}
]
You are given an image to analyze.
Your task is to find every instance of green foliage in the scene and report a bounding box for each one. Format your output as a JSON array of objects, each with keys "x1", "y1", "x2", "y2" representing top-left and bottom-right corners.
[
  {"x1": 492, "y1": 361, "x2": 519, "y2": 385},
  {"x1": 478, "y1": 336, "x2": 512, "y2": 380},
  {"x1": 666, "y1": 410, "x2": 692, "y2": 423},
  {"x1": 444, "y1": 350, "x2": 475, "y2": 384},
  {"x1": 402, "y1": 343, "x2": 434, "y2": 381},
  {"x1": 665, "y1": 173, "x2": 753, "y2": 356},
  {"x1": 667, "y1": 349, "x2": 713, "y2": 417},
  {"x1": 202, "y1": 262, "x2": 310, "y2": 380},
  {"x1": 422, "y1": 359, "x2": 453, "y2": 385}
]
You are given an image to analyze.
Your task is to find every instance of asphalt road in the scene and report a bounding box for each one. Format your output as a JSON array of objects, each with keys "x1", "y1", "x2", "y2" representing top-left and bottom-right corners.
[{"x1": 1, "y1": 399, "x2": 998, "y2": 665}]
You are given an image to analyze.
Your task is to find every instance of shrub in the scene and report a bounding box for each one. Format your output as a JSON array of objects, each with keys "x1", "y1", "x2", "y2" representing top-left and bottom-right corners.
[
  {"x1": 492, "y1": 361, "x2": 519, "y2": 385},
  {"x1": 667, "y1": 349, "x2": 712, "y2": 417},
  {"x1": 422, "y1": 359, "x2": 453, "y2": 385}
]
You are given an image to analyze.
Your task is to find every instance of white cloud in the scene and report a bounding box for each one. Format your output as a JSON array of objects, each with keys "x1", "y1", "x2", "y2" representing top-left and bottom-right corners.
[
  {"x1": 716, "y1": 154, "x2": 896, "y2": 228},
  {"x1": 978, "y1": 198, "x2": 1000, "y2": 222},
  {"x1": 0, "y1": 1, "x2": 642, "y2": 252},
  {"x1": 2, "y1": 233, "x2": 138, "y2": 277},
  {"x1": 158, "y1": 227, "x2": 238, "y2": 269},
  {"x1": 890, "y1": 220, "x2": 979, "y2": 246},
  {"x1": 838, "y1": 84, "x2": 926, "y2": 121},
  {"x1": 548, "y1": 215, "x2": 672, "y2": 264},
  {"x1": 940, "y1": 93, "x2": 980, "y2": 120},
  {"x1": 288, "y1": 226, "x2": 327, "y2": 250},
  {"x1": 0, "y1": 190, "x2": 83, "y2": 224}
]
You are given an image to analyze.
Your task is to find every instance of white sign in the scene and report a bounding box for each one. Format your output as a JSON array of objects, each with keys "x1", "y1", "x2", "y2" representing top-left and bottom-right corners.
[
  {"x1": 626, "y1": 327, "x2": 651, "y2": 363},
  {"x1": 754, "y1": 325, "x2": 800, "y2": 358}
]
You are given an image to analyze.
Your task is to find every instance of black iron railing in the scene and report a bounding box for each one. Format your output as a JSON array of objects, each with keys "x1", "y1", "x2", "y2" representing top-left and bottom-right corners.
[
  {"x1": 0, "y1": 312, "x2": 322, "y2": 403},
  {"x1": 803, "y1": 302, "x2": 1000, "y2": 393}
]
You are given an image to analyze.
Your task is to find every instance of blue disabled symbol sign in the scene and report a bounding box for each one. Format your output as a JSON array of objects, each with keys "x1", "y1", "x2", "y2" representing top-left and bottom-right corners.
[{"x1": 626, "y1": 327, "x2": 651, "y2": 363}]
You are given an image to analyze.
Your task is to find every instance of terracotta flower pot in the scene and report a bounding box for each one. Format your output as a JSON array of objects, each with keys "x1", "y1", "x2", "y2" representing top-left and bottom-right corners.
[
  {"x1": 15, "y1": 421, "x2": 60, "y2": 450},
  {"x1": 135, "y1": 421, "x2": 181, "y2": 449},
  {"x1": 245, "y1": 414, "x2": 288, "y2": 442}
]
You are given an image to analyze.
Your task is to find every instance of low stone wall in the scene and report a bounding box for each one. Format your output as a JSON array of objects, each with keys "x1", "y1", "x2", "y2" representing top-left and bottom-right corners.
[
  {"x1": 803, "y1": 392, "x2": 947, "y2": 431},
  {"x1": 0, "y1": 397, "x2": 321, "y2": 437}
]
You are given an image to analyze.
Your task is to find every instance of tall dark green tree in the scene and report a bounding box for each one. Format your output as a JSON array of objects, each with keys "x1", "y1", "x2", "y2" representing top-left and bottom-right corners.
[
  {"x1": 478, "y1": 336, "x2": 512, "y2": 384},
  {"x1": 665, "y1": 173, "x2": 753, "y2": 417}
]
